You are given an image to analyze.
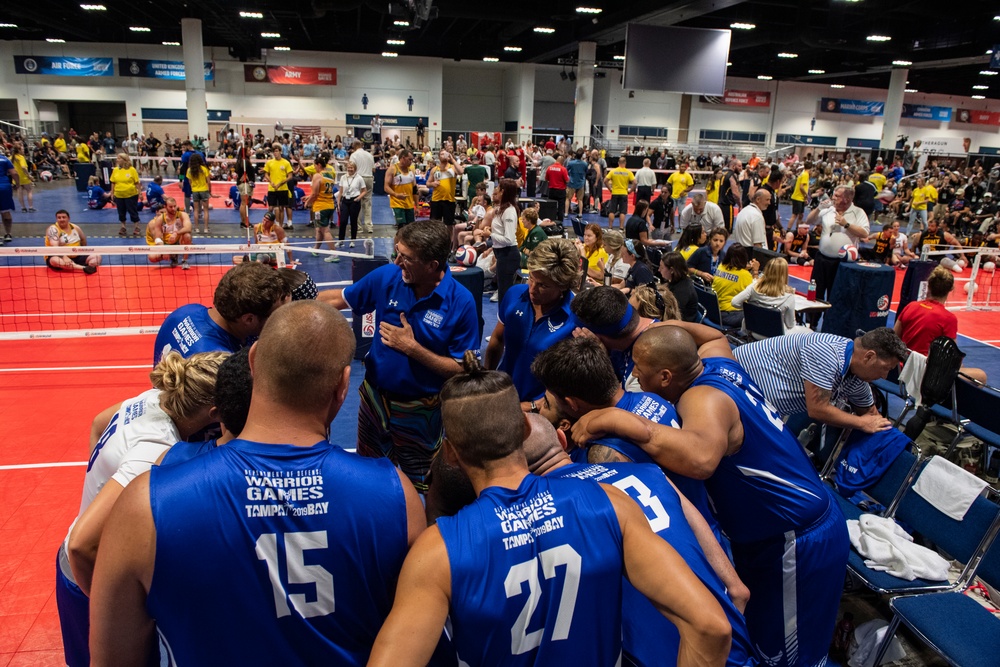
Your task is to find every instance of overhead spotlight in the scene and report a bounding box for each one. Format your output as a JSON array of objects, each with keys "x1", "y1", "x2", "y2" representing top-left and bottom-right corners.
[
  {"x1": 730, "y1": 22, "x2": 755, "y2": 30},
  {"x1": 727, "y1": 61, "x2": 732, "y2": 66},
  {"x1": 483, "y1": 57, "x2": 499, "y2": 62},
  {"x1": 534, "y1": 27, "x2": 555, "y2": 33},
  {"x1": 569, "y1": 71, "x2": 576, "y2": 81},
  {"x1": 129, "y1": 26, "x2": 151, "y2": 32},
  {"x1": 757, "y1": 75, "x2": 772, "y2": 80},
  {"x1": 613, "y1": 55, "x2": 625, "y2": 61},
  {"x1": 46, "y1": 38, "x2": 65, "y2": 42},
  {"x1": 576, "y1": 7, "x2": 602, "y2": 13},
  {"x1": 830, "y1": 84, "x2": 845, "y2": 88},
  {"x1": 239, "y1": 11, "x2": 263, "y2": 18},
  {"x1": 381, "y1": 52, "x2": 398, "y2": 58},
  {"x1": 261, "y1": 32, "x2": 281, "y2": 38},
  {"x1": 892, "y1": 60, "x2": 912, "y2": 66},
  {"x1": 162, "y1": 41, "x2": 180, "y2": 46},
  {"x1": 393, "y1": 20, "x2": 410, "y2": 26},
  {"x1": 387, "y1": 39, "x2": 406, "y2": 45},
  {"x1": 981, "y1": 70, "x2": 999, "y2": 76},
  {"x1": 504, "y1": 46, "x2": 522, "y2": 52},
  {"x1": 777, "y1": 52, "x2": 798, "y2": 58},
  {"x1": 866, "y1": 35, "x2": 891, "y2": 42},
  {"x1": 974, "y1": 85, "x2": 989, "y2": 90},
  {"x1": 808, "y1": 69, "x2": 825, "y2": 74},
  {"x1": 274, "y1": 46, "x2": 290, "y2": 51},
  {"x1": 1, "y1": 23, "x2": 20, "y2": 28},
  {"x1": 905, "y1": 88, "x2": 917, "y2": 93},
  {"x1": 560, "y1": 70, "x2": 569, "y2": 81},
  {"x1": 80, "y1": 4, "x2": 107, "y2": 10},
  {"x1": 972, "y1": 95, "x2": 986, "y2": 99}
]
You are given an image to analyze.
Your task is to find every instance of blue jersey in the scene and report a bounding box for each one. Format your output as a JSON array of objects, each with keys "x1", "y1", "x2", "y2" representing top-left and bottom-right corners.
[
  {"x1": 566, "y1": 159, "x2": 588, "y2": 189},
  {"x1": 147, "y1": 439, "x2": 409, "y2": 666},
  {"x1": 343, "y1": 264, "x2": 479, "y2": 397},
  {"x1": 87, "y1": 185, "x2": 107, "y2": 208},
  {"x1": 497, "y1": 285, "x2": 575, "y2": 401},
  {"x1": 153, "y1": 303, "x2": 241, "y2": 366},
  {"x1": 229, "y1": 184, "x2": 241, "y2": 207},
  {"x1": 0, "y1": 156, "x2": 14, "y2": 187},
  {"x1": 145, "y1": 182, "x2": 165, "y2": 207},
  {"x1": 159, "y1": 439, "x2": 217, "y2": 467},
  {"x1": 551, "y1": 462, "x2": 756, "y2": 667},
  {"x1": 692, "y1": 357, "x2": 831, "y2": 543},
  {"x1": 437, "y1": 474, "x2": 624, "y2": 666}
]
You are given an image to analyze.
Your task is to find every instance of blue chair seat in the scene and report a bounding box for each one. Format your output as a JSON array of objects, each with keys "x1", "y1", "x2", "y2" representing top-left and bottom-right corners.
[
  {"x1": 847, "y1": 549, "x2": 951, "y2": 594},
  {"x1": 890, "y1": 592, "x2": 1000, "y2": 667},
  {"x1": 965, "y1": 422, "x2": 1000, "y2": 449},
  {"x1": 834, "y1": 493, "x2": 864, "y2": 522},
  {"x1": 873, "y1": 377, "x2": 904, "y2": 398}
]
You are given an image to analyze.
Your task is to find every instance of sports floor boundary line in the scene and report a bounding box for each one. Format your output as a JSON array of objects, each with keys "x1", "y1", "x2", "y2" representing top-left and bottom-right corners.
[
  {"x1": 0, "y1": 364, "x2": 149, "y2": 372},
  {"x1": 0, "y1": 461, "x2": 87, "y2": 470}
]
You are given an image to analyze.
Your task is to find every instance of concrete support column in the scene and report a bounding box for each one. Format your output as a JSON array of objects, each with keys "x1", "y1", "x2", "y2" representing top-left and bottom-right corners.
[
  {"x1": 182, "y1": 18, "x2": 208, "y2": 142},
  {"x1": 517, "y1": 64, "x2": 535, "y2": 145},
  {"x1": 880, "y1": 68, "x2": 907, "y2": 150},
  {"x1": 573, "y1": 41, "x2": 596, "y2": 149}
]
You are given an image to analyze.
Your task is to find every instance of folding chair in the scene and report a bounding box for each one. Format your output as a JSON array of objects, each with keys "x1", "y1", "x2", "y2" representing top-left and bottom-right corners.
[
  {"x1": 942, "y1": 379, "x2": 1000, "y2": 463},
  {"x1": 693, "y1": 284, "x2": 742, "y2": 344},
  {"x1": 822, "y1": 435, "x2": 922, "y2": 523},
  {"x1": 902, "y1": 336, "x2": 965, "y2": 442},
  {"x1": 742, "y1": 301, "x2": 784, "y2": 340},
  {"x1": 871, "y1": 487, "x2": 1000, "y2": 667},
  {"x1": 872, "y1": 364, "x2": 916, "y2": 427}
]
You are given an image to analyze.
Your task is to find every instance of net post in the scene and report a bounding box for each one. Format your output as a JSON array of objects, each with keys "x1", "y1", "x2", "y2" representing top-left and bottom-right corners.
[{"x1": 968, "y1": 251, "x2": 981, "y2": 310}]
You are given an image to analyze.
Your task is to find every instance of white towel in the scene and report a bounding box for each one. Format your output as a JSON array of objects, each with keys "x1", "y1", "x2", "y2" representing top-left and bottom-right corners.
[
  {"x1": 897, "y1": 350, "x2": 926, "y2": 408},
  {"x1": 912, "y1": 454, "x2": 988, "y2": 521},
  {"x1": 848, "y1": 620, "x2": 906, "y2": 667},
  {"x1": 847, "y1": 514, "x2": 952, "y2": 581}
]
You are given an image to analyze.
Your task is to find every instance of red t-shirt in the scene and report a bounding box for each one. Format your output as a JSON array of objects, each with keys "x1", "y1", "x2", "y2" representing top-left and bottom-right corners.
[
  {"x1": 895, "y1": 299, "x2": 958, "y2": 356},
  {"x1": 544, "y1": 141, "x2": 556, "y2": 151},
  {"x1": 546, "y1": 164, "x2": 569, "y2": 190}
]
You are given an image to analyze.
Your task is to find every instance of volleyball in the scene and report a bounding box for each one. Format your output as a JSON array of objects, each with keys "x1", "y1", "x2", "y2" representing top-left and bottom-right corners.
[
  {"x1": 984, "y1": 262, "x2": 996, "y2": 273},
  {"x1": 455, "y1": 245, "x2": 478, "y2": 267},
  {"x1": 964, "y1": 281, "x2": 978, "y2": 294},
  {"x1": 39, "y1": 171, "x2": 53, "y2": 182},
  {"x1": 838, "y1": 244, "x2": 859, "y2": 262}
]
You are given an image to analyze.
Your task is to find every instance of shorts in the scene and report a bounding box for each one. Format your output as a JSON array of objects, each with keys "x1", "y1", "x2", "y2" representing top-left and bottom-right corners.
[
  {"x1": 610, "y1": 194, "x2": 629, "y2": 216},
  {"x1": 46, "y1": 255, "x2": 89, "y2": 270},
  {"x1": 56, "y1": 547, "x2": 90, "y2": 667},
  {"x1": 237, "y1": 182, "x2": 254, "y2": 198},
  {"x1": 0, "y1": 186, "x2": 13, "y2": 213},
  {"x1": 317, "y1": 208, "x2": 335, "y2": 228},
  {"x1": 191, "y1": 190, "x2": 210, "y2": 202},
  {"x1": 392, "y1": 207, "x2": 415, "y2": 227},
  {"x1": 430, "y1": 200, "x2": 456, "y2": 225},
  {"x1": 791, "y1": 199, "x2": 805, "y2": 215},
  {"x1": 730, "y1": 498, "x2": 849, "y2": 667},
  {"x1": 267, "y1": 190, "x2": 290, "y2": 207}
]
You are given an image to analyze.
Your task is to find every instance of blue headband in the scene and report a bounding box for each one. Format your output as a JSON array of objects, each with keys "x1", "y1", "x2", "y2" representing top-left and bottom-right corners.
[
  {"x1": 624, "y1": 239, "x2": 638, "y2": 256},
  {"x1": 587, "y1": 303, "x2": 635, "y2": 337}
]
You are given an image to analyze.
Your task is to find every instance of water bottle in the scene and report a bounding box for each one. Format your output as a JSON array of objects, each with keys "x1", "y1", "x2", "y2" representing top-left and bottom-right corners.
[{"x1": 807, "y1": 278, "x2": 817, "y2": 301}]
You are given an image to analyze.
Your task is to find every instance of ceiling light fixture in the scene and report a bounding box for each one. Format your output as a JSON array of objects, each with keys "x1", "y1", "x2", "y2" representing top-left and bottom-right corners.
[
  {"x1": 972, "y1": 95, "x2": 986, "y2": 99},
  {"x1": 274, "y1": 46, "x2": 290, "y2": 51},
  {"x1": 239, "y1": 11, "x2": 263, "y2": 18},
  {"x1": 830, "y1": 84, "x2": 845, "y2": 88},
  {"x1": 974, "y1": 84, "x2": 989, "y2": 90},
  {"x1": 46, "y1": 38, "x2": 65, "y2": 43},
  {"x1": 777, "y1": 52, "x2": 798, "y2": 58},
  {"x1": 867, "y1": 35, "x2": 891, "y2": 42},
  {"x1": 261, "y1": 32, "x2": 281, "y2": 38},
  {"x1": 576, "y1": 7, "x2": 602, "y2": 14},
  {"x1": 905, "y1": 88, "x2": 917, "y2": 93},
  {"x1": 387, "y1": 39, "x2": 405, "y2": 45},
  {"x1": 730, "y1": 22, "x2": 755, "y2": 30},
  {"x1": 757, "y1": 75, "x2": 772, "y2": 80},
  {"x1": 381, "y1": 51, "x2": 398, "y2": 58},
  {"x1": 613, "y1": 55, "x2": 625, "y2": 60},
  {"x1": 393, "y1": 20, "x2": 410, "y2": 26},
  {"x1": 483, "y1": 57, "x2": 499, "y2": 62},
  {"x1": 981, "y1": 70, "x2": 998, "y2": 76},
  {"x1": 534, "y1": 27, "x2": 555, "y2": 33},
  {"x1": 892, "y1": 60, "x2": 912, "y2": 66},
  {"x1": 80, "y1": 4, "x2": 106, "y2": 10},
  {"x1": 504, "y1": 46, "x2": 522, "y2": 52},
  {"x1": 0, "y1": 23, "x2": 18, "y2": 28},
  {"x1": 129, "y1": 26, "x2": 151, "y2": 32},
  {"x1": 726, "y1": 61, "x2": 732, "y2": 66},
  {"x1": 808, "y1": 69, "x2": 825, "y2": 74},
  {"x1": 162, "y1": 41, "x2": 180, "y2": 46}
]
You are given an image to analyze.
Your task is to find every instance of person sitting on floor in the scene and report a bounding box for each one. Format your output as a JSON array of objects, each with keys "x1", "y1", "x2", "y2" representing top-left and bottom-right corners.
[{"x1": 45, "y1": 209, "x2": 101, "y2": 274}]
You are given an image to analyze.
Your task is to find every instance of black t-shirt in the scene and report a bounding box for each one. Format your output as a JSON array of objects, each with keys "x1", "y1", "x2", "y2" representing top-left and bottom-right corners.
[
  {"x1": 761, "y1": 183, "x2": 778, "y2": 228},
  {"x1": 504, "y1": 166, "x2": 520, "y2": 181},
  {"x1": 624, "y1": 262, "x2": 655, "y2": 290},
  {"x1": 648, "y1": 197, "x2": 673, "y2": 227},
  {"x1": 854, "y1": 181, "x2": 877, "y2": 217},
  {"x1": 669, "y1": 277, "x2": 700, "y2": 322},
  {"x1": 625, "y1": 215, "x2": 648, "y2": 241}
]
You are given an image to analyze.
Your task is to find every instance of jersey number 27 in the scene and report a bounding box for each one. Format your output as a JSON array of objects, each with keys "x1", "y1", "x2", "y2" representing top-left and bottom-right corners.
[{"x1": 504, "y1": 544, "x2": 581, "y2": 655}]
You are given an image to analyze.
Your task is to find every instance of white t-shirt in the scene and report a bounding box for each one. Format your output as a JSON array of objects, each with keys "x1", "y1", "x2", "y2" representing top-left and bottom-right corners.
[
  {"x1": 635, "y1": 167, "x2": 657, "y2": 188},
  {"x1": 818, "y1": 203, "x2": 869, "y2": 258},
  {"x1": 349, "y1": 148, "x2": 375, "y2": 178}
]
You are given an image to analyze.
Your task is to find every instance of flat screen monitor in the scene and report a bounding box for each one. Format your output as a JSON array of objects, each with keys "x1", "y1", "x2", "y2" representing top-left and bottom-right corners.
[{"x1": 623, "y1": 24, "x2": 730, "y2": 95}]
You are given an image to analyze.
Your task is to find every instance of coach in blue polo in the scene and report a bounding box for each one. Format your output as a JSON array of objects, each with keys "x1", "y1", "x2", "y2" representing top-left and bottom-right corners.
[
  {"x1": 483, "y1": 238, "x2": 580, "y2": 407},
  {"x1": 320, "y1": 220, "x2": 479, "y2": 493}
]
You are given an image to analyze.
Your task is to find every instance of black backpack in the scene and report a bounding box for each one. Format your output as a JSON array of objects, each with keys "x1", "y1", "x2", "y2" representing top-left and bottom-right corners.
[{"x1": 902, "y1": 336, "x2": 965, "y2": 441}]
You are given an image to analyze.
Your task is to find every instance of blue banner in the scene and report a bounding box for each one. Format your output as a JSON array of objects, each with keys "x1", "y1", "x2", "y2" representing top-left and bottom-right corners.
[
  {"x1": 119, "y1": 58, "x2": 214, "y2": 81},
  {"x1": 820, "y1": 97, "x2": 884, "y2": 116},
  {"x1": 901, "y1": 103, "x2": 951, "y2": 122},
  {"x1": 14, "y1": 56, "x2": 112, "y2": 76},
  {"x1": 347, "y1": 114, "x2": 424, "y2": 127},
  {"x1": 775, "y1": 133, "x2": 838, "y2": 147},
  {"x1": 846, "y1": 138, "x2": 881, "y2": 149}
]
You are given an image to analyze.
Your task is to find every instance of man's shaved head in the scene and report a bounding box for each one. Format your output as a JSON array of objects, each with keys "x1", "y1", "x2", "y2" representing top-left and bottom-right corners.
[
  {"x1": 523, "y1": 413, "x2": 568, "y2": 475},
  {"x1": 634, "y1": 325, "x2": 700, "y2": 374}
]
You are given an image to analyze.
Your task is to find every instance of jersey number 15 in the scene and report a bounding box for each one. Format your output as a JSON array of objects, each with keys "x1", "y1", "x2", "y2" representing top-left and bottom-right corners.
[{"x1": 256, "y1": 531, "x2": 335, "y2": 619}]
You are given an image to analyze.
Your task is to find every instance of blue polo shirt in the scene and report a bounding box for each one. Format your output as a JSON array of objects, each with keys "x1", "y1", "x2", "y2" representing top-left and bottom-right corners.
[
  {"x1": 497, "y1": 284, "x2": 575, "y2": 401},
  {"x1": 343, "y1": 264, "x2": 479, "y2": 397},
  {"x1": 153, "y1": 304, "x2": 241, "y2": 366},
  {"x1": 566, "y1": 158, "x2": 588, "y2": 190}
]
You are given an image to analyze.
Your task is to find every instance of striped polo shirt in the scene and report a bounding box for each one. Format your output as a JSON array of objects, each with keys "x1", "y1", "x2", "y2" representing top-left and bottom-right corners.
[{"x1": 733, "y1": 332, "x2": 874, "y2": 416}]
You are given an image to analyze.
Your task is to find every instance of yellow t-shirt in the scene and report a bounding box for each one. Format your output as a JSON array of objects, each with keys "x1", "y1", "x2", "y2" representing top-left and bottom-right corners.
[
  {"x1": 264, "y1": 158, "x2": 293, "y2": 192},
  {"x1": 187, "y1": 165, "x2": 210, "y2": 193},
  {"x1": 679, "y1": 244, "x2": 699, "y2": 261},
  {"x1": 12, "y1": 154, "x2": 31, "y2": 184},
  {"x1": 110, "y1": 166, "x2": 140, "y2": 198},
  {"x1": 54, "y1": 138, "x2": 67, "y2": 153},
  {"x1": 430, "y1": 166, "x2": 457, "y2": 202},
  {"x1": 584, "y1": 246, "x2": 609, "y2": 272},
  {"x1": 868, "y1": 172, "x2": 886, "y2": 191},
  {"x1": 712, "y1": 264, "x2": 754, "y2": 312},
  {"x1": 388, "y1": 164, "x2": 416, "y2": 210},
  {"x1": 76, "y1": 143, "x2": 91, "y2": 163},
  {"x1": 911, "y1": 186, "x2": 935, "y2": 211},
  {"x1": 667, "y1": 172, "x2": 694, "y2": 199},
  {"x1": 706, "y1": 176, "x2": 721, "y2": 204},
  {"x1": 791, "y1": 171, "x2": 809, "y2": 202},
  {"x1": 516, "y1": 217, "x2": 527, "y2": 247},
  {"x1": 313, "y1": 167, "x2": 337, "y2": 212},
  {"x1": 607, "y1": 168, "x2": 635, "y2": 196}
]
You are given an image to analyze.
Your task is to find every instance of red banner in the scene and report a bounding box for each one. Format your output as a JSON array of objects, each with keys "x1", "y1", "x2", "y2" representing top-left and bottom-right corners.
[
  {"x1": 953, "y1": 108, "x2": 1000, "y2": 126},
  {"x1": 700, "y1": 90, "x2": 771, "y2": 107},
  {"x1": 244, "y1": 65, "x2": 337, "y2": 85}
]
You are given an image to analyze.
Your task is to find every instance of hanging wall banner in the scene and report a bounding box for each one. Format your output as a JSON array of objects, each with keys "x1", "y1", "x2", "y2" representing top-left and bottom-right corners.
[
  {"x1": 953, "y1": 108, "x2": 1000, "y2": 126},
  {"x1": 820, "y1": 98, "x2": 884, "y2": 116},
  {"x1": 699, "y1": 89, "x2": 771, "y2": 107},
  {"x1": 244, "y1": 65, "x2": 336, "y2": 85},
  {"x1": 900, "y1": 104, "x2": 952, "y2": 122},
  {"x1": 119, "y1": 59, "x2": 214, "y2": 81},
  {"x1": 14, "y1": 56, "x2": 113, "y2": 76}
]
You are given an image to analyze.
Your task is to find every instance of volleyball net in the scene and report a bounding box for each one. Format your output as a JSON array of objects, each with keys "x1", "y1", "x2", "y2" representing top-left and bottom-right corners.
[
  {"x1": 0, "y1": 243, "x2": 363, "y2": 339},
  {"x1": 917, "y1": 245, "x2": 1000, "y2": 311}
]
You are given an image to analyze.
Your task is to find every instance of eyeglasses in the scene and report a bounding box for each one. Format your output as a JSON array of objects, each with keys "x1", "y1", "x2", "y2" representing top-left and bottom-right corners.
[{"x1": 393, "y1": 245, "x2": 424, "y2": 265}]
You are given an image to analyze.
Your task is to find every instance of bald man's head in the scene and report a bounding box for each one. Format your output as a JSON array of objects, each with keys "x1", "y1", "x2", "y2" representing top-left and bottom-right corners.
[
  {"x1": 251, "y1": 300, "x2": 355, "y2": 412},
  {"x1": 523, "y1": 413, "x2": 569, "y2": 475},
  {"x1": 634, "y1": 325, "x2": 699, "y2": 376}
]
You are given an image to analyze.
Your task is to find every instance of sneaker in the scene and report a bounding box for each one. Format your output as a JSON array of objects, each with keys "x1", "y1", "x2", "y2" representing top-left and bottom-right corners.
[
  {"x1": 306, "y1": 221, "x2": 315, "y2": 228},
  {"x1": 170, "y1": 256, "x2": 178, "y2": 267},
  {"x1": 324, "y1": 255, "x2": 340, "y2": 263},
  {"x1": 490, "y1": 292, "x2": 499, "y2": 302},
  {"x1": 311, "y1": 252, "x2": 319, "y2": 257},
  {"x1": 283, "y1": 223, "x2": 293, "y2": 230},
  {"x1": 181, "y1": 260, "x2": 190, "y2": 270},
  {"x1": 28, "y1": 207, "x2": 36, "y2": 212},
  {"x1": 20, "y1": 207, "x2": 26, "y2": 213},
  {"x1": 83, "y1": 265, "x2": 97, "y2": 275},
  {"x1": 349, "y1": 242, "x2": 355, "y2": 249},
  {"x1": 3, "y1": 234, "x2": 10, "y2": 243}
]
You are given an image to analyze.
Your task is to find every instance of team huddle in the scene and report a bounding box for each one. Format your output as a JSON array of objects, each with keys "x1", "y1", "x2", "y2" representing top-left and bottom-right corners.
[{"x1": 57, "y1": 222, "x2": 851, "y2": 667}]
